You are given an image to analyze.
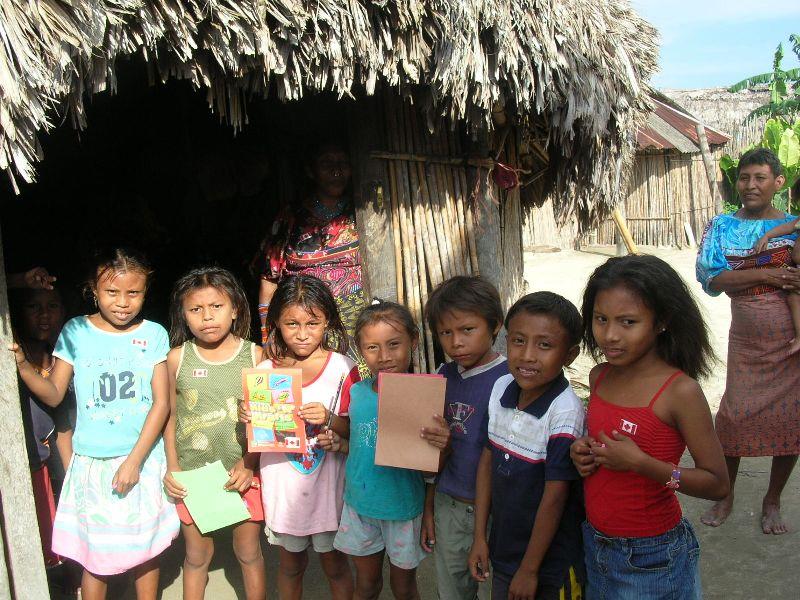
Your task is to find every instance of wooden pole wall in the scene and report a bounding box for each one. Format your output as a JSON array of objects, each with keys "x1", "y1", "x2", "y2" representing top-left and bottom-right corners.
[
  {"x1": 0, "y1": 220, "x2": 50, "y2": 599},
  {"x1": 576, "y1": 150, "x2": 721, "y2": 248},
  {"x1": 349, "y1": 96, "x2": 397, "y2": 303},
  {"x1": 375, "y1": 92, "x2": 506, "y2": 371}
]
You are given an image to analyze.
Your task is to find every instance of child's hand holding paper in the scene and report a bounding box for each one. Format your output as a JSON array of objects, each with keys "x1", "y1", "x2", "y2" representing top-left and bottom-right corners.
[
  {"x1": 163, "y1": 470, "x2": 187, "y2": 499},
  {"x1": 420, "y1": 414, "x2": 450, "y2": 450},
  {"x1": 172, "y1": 461, "x2": 251, "y2": 534}
]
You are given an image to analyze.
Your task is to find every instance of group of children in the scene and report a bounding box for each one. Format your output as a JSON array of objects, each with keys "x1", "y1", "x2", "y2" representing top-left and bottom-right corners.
[{"x1": 14, "y1": 246, "x2": 731, "y2": 600}]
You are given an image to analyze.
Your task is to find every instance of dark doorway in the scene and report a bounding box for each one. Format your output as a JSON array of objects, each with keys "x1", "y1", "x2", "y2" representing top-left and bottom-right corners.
[{"x1": 1, "y1": 58, "x2": 352, "y2": 331}]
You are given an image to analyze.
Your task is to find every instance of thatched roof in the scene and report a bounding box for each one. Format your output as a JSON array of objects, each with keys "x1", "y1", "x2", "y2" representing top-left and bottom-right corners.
[{"x1": 1, "y1": 0, "x2": 657, "y2": 224}]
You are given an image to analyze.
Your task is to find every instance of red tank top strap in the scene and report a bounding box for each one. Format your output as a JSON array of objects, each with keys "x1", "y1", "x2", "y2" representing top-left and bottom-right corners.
[
  {"x1": 592, "y1": 364, "x2": 613, "y2": 394},
  {"x1": 647, "y1": 370, "x2": 683, "y2": 408}
]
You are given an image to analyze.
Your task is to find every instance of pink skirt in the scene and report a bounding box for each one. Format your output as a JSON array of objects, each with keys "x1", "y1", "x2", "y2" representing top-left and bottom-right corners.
[
  {"x1": 717, "y1": 291, "x2": 800, "y2": 456},
  {"x1": 52, "y1": 445, "x2": 179, "y2": 575}
]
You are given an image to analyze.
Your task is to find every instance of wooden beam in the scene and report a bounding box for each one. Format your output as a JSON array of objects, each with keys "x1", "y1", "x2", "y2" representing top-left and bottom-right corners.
[
  {"x1": 470, "y1": 130, "x2": 506, "y2": 349},
  {"x1": 696, "y1": 122, "x2": 723, "y2": 215},
  {"x1": 349, "y1": 97, "x2": 397, "y2": 303},
  {"x1": 611, "y1": 208, "x2": 639, "y2": 255},
  {"x1": 0, "y1": 220, "x2": 50, "y2": 599},
  {"x1": 370, "y1": 151, "x2": 494, "y2": 169}
]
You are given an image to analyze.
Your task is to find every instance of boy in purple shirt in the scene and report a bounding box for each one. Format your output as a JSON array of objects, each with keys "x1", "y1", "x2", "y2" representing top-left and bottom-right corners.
[{"x1": 422, "y1": 277, "x2": 508, "y2": 600}]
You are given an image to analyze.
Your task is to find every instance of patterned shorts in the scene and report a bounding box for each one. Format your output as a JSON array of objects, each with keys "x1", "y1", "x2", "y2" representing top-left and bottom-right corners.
[{"x1": 333, "y1": 502, "x2": 427, "y2": 569}]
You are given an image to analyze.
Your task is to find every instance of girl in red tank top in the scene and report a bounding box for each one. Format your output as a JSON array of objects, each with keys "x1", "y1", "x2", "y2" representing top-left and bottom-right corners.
[{"x1": 571, "y1": 255, "x2": 729, "y2": 600}]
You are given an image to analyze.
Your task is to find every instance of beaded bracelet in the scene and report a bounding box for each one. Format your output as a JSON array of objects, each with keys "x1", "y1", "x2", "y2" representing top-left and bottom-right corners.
[{"x1": 665, "y1": 464, "x2": 681, "y2": 490}]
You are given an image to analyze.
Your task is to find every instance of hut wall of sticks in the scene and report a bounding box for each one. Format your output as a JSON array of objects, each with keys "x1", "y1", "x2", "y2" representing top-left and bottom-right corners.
[
  {"x1": 0, "y1": 1, "x2": 657, "y2": 591},
  {"x1": 524, "y1": 93, "x2": 730, "y2": 250}
]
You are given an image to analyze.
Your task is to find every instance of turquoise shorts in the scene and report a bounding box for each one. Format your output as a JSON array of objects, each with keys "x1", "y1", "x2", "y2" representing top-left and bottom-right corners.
[{"x1": 333, "y1": 502, "x2": 427, "y2": 569}]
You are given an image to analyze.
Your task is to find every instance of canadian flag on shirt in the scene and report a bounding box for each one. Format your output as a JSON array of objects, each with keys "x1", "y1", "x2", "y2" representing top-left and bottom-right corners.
[
  {"x1": 132, "y1": 339, "x2": 148, "y2": 348},
  {"x1": 619, "y1": 418, "x2": 638, "y2": 436}
]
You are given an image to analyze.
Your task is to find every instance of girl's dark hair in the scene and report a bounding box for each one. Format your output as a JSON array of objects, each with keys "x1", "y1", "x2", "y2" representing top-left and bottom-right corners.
[
  {"x1": 169, "y1": 267, "x2": 251, "y2": 346},
  {"x1": 266, "y1": 275, "x2": 347, "y2": 359},
  {"x1": 506, "y1": 292, "x2": 582, "y2": 347},
  {"x1": 425, "y1": 276, "x2": 504, "y2": 342},
  {"x1": 85, "y1": 247, "x2": 153, "y2": 299},
  {"x1": 581, "y1": 255, "x2": 715, "y2": 379},
  {"x1": 354, "y1": 299, "x2": 419, "y2": 347}
]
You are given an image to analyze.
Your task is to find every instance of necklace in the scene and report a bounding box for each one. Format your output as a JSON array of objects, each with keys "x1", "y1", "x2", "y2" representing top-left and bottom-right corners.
[{"x1": 310, "y1": 196, "x2": 347, "y2": 222}]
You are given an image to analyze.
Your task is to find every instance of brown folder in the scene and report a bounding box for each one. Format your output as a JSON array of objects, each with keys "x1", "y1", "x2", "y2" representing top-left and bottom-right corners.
[{"x1": 375, "y1": 372, "x2": 446, "y2": 472}]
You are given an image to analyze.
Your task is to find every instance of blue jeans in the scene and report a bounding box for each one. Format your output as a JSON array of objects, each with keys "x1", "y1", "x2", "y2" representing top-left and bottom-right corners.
[{"x1": 582, "y1": 518, "x2": 702, "y2": 600}]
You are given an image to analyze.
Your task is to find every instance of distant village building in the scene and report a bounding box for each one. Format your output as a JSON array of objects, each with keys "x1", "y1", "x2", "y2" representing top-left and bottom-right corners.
[{"x1": 525, "y1": 92, "x2": 731, "y2": 250}]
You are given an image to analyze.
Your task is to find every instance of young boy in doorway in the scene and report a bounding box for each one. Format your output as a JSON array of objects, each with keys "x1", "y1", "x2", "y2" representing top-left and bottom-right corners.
[
  {"x1": 469, "y1": 292, "x2": 585, "y2": 600},
  {"x1": 421, "y1": 276, "x2": 508, "y2": 600}
]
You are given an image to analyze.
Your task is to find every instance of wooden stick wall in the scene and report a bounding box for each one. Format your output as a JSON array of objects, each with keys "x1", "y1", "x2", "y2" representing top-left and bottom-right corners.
[
  {"x1": 591, "y1": 151, "x2": 719, "y2": 247},
  {"x1": 380, "y1": 94, "x2": 480, "y2": 373}
]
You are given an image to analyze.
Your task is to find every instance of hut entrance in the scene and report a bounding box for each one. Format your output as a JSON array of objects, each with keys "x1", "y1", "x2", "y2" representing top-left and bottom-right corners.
[
  {"x1": 1, "y1": 61, "x2": 526, "y2": 372},
  {"x1": 0, "y1": 60, "x2": 357, "y2": 329}
]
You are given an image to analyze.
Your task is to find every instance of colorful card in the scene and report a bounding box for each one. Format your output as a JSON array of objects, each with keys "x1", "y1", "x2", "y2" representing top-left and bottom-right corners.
[
  {"x1": 375, "y1": 372, "x2": 446, "y2": 472},
  {"x1": 171, "y1": 461, "x2": 251, "y2": 534},
  {"x1": 243, "y1": 368, "x2": 306, "y2": 453}
]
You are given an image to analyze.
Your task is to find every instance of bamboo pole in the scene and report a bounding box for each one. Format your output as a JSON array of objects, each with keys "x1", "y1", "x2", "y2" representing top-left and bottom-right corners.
[
  {"x1": 399, "y1": 98, "x2": 434, "y2": 372},
  {"x1": 696, "y1": 122, "x2": 723, "y2": 215},
  {"x1": 444, "y1": 126, "x2": 470, "y2": 274},
  {"x1": 460, "y1": 168, "x2": 480, "y2": 275},
  {"x1": 449, "y1": 125, "x2": 479, "y2": 273},
  {"x1": 612, "y1": 208, "x2": 639, "y2": 254},
  {"x1": 408, "y1": 105, "x2": 450, "y2": 285},
  {"x1": 427, "y1": 121, "x2": 459, "y2": 280},
  {"x1": 0, "y1": 221, "x2": 50, "y2": 598},
  {"x1": 430, "y1": 123, "x2": 460, "y2": 276},
  {"x1": 387, "y1": 161, "x2": 404, "y2": 302},
  {"x1": 370, "y1": 151, "x2": 494, "y2": 168},
  {"x1": 385, "y1": 93, "x2": 423, "y2": 373},
  {"x1": 403, "y1": 104, "x2": 437, "y2": 370}
]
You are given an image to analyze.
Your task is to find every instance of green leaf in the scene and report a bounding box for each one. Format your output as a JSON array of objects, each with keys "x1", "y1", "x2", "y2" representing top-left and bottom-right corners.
[
  {"x1": 763, "y1": 119, "x2": 784, "y2": 151},
  {"x1": 773, "y1": 43, "x2": 785, "y2": 72},
  {"x1": 778, "y1": 128, "x2": 800, "y2": 170},
  {"x1": 728, "y1": 72, "x2": 773, "y2": 92},
  {"x1": 719, "y1": 154, "x2": 738, "y2": 188}
]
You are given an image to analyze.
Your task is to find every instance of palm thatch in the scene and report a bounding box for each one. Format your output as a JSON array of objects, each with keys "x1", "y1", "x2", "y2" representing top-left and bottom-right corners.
[{"x1": 1, "y1": 0, "x2": 657, "y2": 224}]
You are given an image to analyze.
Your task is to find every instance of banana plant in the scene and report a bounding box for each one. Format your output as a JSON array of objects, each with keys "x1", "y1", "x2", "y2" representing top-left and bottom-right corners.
[{"x1": 729, "y1": 35, "x2": 800, "y2": 123}]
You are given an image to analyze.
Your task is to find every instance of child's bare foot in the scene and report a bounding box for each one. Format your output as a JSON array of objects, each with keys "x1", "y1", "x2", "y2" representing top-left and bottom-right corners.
[
  {"x1": 789, "y1": 337, "x2": 800, "y2": 355},
  {"x1": 761, "y1": 500, "x2": 790, "y2": 534},
  {"x1": 701, "y1": 495, "x2": 734, "y2": 527}
]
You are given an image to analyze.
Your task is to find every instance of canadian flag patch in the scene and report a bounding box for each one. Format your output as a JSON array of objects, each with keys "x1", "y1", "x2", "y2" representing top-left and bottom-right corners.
[
  {"x1": 620, "y1": 418, "x2": 638, "y2": 436},
  {"x1": 192, "y1": 369, "x2": 208, "y2": 378},
  {"x1": 132, "y1": 339, "x2": 148, "y2": 348}
]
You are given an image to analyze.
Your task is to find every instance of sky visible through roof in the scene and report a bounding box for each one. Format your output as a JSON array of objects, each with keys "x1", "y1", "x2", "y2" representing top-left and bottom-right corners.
[{"x1": 632, "y1": 0, "x2": 800, "y2": 90}]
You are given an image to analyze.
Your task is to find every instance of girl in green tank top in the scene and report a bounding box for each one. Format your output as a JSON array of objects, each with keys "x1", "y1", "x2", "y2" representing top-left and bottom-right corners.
[{"x1": 162, "y1": 267, "x2": 266, "y2": 600}]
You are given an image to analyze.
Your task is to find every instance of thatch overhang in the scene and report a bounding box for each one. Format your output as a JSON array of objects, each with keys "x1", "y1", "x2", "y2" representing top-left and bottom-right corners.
[{"x1": 1, "y1": 0, "x2": 657, "y2": 227}]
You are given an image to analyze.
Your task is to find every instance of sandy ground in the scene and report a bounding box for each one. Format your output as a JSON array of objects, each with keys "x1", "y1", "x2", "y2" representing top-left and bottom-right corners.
[{"x1": 83, "y1": 247, "x2": 796, "y2": 599}]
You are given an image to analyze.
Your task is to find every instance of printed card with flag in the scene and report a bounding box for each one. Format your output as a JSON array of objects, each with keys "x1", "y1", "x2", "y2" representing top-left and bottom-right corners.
[{"x1": 243, "y1": 367, "x2": 305, "y2": 453}]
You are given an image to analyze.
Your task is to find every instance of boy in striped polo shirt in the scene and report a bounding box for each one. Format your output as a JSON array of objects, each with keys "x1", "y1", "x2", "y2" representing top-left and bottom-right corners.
[{"x1": 469, "y1": 292, "x2": 586, "y2": 600}]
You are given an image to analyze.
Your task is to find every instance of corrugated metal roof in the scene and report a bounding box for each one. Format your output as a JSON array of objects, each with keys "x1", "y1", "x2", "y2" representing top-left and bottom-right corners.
[{"x1": 638, "y1": 97, "x2": 730, "y2": 152}]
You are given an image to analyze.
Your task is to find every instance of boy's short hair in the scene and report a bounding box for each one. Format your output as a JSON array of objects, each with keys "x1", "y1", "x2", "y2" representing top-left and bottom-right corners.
[
  {"x1": 738, "y1": 147, "x2": 783, "y2": 178},
  {"x1": 425, "y1": 276, "x2": 504, "y2": 338},
  {"x1": 505, "y1": 292, "x2": 581, "y2": 347}
]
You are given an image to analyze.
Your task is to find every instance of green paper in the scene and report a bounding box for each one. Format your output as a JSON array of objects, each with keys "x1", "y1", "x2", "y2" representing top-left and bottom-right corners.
[{"x1": 172, "y1": 461, "x2": 251, "y2": 534}]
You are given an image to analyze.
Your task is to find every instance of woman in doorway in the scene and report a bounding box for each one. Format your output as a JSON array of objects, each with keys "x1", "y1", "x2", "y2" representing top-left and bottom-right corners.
[
  {"x1": 696, "y1": 147, "x2": 800, "y2": 535},
  {"x1": 255, "y1": 142, "x2": 367, "y2": 370}
]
